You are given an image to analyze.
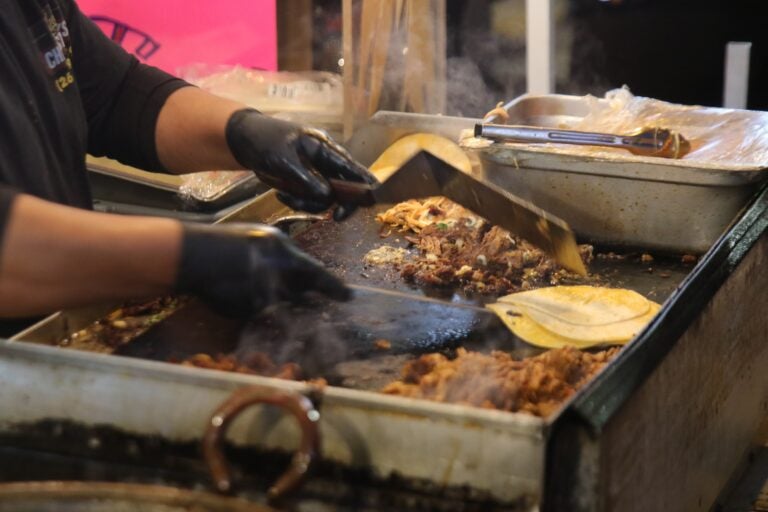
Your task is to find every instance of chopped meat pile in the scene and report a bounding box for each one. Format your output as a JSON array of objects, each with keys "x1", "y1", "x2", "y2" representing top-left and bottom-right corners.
[
  {"x1": 382, "y1": 346, "x2": 619, "y2": 417},
  {"x1": 376, "y1": 198, "x2": 593, "y2": 294},
  {"x1": 59, "y1": 297, "x2": 182, "y2": 351},
  {"x1": 178, "y1": 353, "x2": 302, "y2": 380}
]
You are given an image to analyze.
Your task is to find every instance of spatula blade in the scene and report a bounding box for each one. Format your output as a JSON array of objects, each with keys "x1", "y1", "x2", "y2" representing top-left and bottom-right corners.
[{"x1": 373, "y1": 151, "x2": 587, "y2": 275}]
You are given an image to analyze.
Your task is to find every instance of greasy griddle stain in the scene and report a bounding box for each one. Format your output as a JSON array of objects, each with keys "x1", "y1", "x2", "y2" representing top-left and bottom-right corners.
[
  {"x1": 0, "y1": 420, "x2": 531, "y2": 511},
  {"x1": 293, "y1": 206, "x2": 410, "y2": 283}
]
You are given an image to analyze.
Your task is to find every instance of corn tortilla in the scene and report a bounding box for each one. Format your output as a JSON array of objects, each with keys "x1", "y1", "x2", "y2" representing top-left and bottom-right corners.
[
  {"x1": 488, "y1": 286, "x2": 662, "y2": 348},
  {"x1": 369, "y1": 133, "x2": 472, "y2": 180}
]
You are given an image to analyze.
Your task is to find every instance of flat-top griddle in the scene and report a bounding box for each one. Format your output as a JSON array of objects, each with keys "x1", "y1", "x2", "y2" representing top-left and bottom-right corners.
[{"x1": 115, "y1": 204, "x2": 691, "y2": 390}]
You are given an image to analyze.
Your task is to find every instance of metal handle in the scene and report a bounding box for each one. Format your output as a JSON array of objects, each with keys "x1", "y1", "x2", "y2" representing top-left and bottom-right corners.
[
  {"x1": 327, "y1": 178, "x2": 377, "y2": 206},
  {"x1": 202, "y1": 386, "x2": 321, "y2": 503},
  {"x1": 476, "y1": 124, "x2": 624, "y2": 147},
  {"x1": 475, "y1": 123, "x2": 691, "y2": 159}
]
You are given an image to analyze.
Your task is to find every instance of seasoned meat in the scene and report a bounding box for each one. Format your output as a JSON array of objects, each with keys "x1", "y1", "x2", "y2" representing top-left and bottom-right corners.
[
  {"x1": 179, "y1": 353, "x2": 302, "y2": 380},
  {"x1": 382, "y1": 346, "x2": 619, "y2": 417},
  {"x1": 377, "y1": 198, "x2": 593, "y2": 294}
]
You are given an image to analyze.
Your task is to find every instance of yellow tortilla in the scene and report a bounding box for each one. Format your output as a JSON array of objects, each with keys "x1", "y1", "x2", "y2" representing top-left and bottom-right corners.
[
  {"x1": 488, "y1": 286, "x2": 662, "y2": 348},
  {"x1": 487, "y1": 302, "x2": 595, "y2": 349},
  {"x1": 488, "y1": 301, "x2": 660, "y2": 349},
  {"x1": 498, "y1": 286, "x2": 652, "y2": 324},
  {"x1": 497, "y1": 286, "x2": 660, "y2": 343},
  {"x1": 369, "y1": 133, "x2": 472, "y2": 180}
]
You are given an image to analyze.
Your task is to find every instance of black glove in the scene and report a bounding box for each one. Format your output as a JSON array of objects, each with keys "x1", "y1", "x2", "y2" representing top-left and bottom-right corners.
[
  {"x1": 225, "y1": 108, "x2": 377, "y2": 221},
  {"x1": 175, "y1": 223, "x2": 350, "y2": 316}
]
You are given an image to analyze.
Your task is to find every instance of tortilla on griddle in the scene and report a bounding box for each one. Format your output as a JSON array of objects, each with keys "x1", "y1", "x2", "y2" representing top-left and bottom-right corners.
[
  {"x1": 369, "y1": 133, "x2": 472, "y2": 180},
  {"x1": 488, "y1": 286, "x2": 661, "y2": 348},
  {"x1": 487, "y1": 302, "x2": 594, "y2": 349}
]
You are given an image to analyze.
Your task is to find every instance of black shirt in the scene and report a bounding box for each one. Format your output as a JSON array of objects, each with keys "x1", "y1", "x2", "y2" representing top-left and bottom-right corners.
[{"x1": 0, "y1": 0, "x2": 188, "y2": 231}]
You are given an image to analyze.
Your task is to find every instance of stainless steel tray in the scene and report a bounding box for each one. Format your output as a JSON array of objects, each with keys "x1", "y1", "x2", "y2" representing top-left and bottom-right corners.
[
  {"x1": 87, "y1": 156, "x2": 266, "y2": 217},
  {"x1": 6, "y1": 103, "x2": 753, "y2": 506},
  {"x1": 5, "y1": 101, "x2": 720, "y2": 504},
  {"x1": 2, "y1": 98, "x2": 765, "y2": 512},
  {"x1": 471, "y1": 94, "x2": 768, "y2": 253}
]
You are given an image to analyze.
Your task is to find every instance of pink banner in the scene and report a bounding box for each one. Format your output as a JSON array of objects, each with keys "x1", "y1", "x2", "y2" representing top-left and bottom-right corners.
[{"x1": 78, "y1": 0, "x2": 277, "y2": 74}]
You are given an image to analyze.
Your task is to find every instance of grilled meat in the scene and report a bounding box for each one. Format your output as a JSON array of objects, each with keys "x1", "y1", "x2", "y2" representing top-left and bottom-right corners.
[
  {"x1": 376, "y1": 198, "x2": 593, "y2": 294},
  {"x1": 382, "y1": 346, "x2": 618, "y2": 417},
  {"x1": 179, "y1": 353, "x2": 302, "y2": 380}
]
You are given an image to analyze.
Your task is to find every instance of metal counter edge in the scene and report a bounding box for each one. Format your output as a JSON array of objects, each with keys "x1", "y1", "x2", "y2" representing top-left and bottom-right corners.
[{"x1": 568, "y1": 180, "x2": 768, "y2": 432}]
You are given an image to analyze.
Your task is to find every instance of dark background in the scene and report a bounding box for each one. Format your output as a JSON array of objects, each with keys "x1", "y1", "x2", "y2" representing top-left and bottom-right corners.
[
  {"x1": 311, "y1": 0, "x2": 768, "y2": 114},
  {"x1": 567, "y1": 0, "x2": 768, "y2": 109}
]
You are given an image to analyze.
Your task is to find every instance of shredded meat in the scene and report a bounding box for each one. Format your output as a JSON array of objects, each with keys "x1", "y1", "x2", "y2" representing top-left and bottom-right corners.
[
  {"x1": 376, "y1": 197, "x2": 468, "y2": 233},
  {"x1": 382, "y1": 346, "x2": 619, "y2": 417},
  {"x1": 179, "y1": 353, "x2": 302, "y2": 380},
  {"x1": 377, "y1": 198, "x2": 593, "y2": 294}
]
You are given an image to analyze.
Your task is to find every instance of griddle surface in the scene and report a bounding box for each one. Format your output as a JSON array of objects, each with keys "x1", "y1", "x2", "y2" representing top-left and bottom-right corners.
[
  {"x1": 293, "y1": 206, "x2": 690, "y2": 304},
  {"x1": 119, "y1": 206, "x2": 691, "y2": 388}
]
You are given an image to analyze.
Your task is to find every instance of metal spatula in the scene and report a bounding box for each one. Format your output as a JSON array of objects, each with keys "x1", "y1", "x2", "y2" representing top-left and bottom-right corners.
[
  {"x1": 329, "y1": 150, "x2": 587, "y2": 275},
  {"x1": 475, "y1": 124, "x2": 691, "y2": 159}
]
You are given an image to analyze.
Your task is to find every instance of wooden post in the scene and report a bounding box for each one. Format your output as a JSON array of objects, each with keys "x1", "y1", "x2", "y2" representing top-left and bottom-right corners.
[
  {"x1": 277, "y1": 0, "x2": 313, "y2": 71},
  {"x1": 342, "y1": 0, "x2": 447, "y2": 139}
]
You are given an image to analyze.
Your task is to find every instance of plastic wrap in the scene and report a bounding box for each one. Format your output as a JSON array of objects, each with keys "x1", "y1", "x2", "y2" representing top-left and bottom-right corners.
[
  {"x1": 469, "y1": 88, "x2": 768, "y2": 169},
  {"x1": 177, "y1": 170, "x2": 253, "y2": 202},
  {"x1": 572, "y1": 88, "x2": 768, "y2": 166},
  {"x1": 178, "y1": 64, "x2": 342, "y2": 116}
]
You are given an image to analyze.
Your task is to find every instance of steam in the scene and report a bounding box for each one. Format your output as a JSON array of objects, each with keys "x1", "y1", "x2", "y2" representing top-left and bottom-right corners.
[
  {"x1": 442, "y1": 0, "x2": 614, "y2": 117},
  {"x1": 235, "y1": 299, "x2": 351, "y2": 379}
]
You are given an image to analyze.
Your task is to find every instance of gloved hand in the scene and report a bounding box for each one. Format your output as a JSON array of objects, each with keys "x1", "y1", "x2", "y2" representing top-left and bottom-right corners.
[
  {"x1": 225, "y1": 108, "x2": 377, "y2": 221},
  {"x1": 175, "y1": 223, "x2": 350, "y2": 316}
]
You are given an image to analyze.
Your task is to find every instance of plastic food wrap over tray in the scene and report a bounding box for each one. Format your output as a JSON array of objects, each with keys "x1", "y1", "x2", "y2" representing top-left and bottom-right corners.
[{"x1": 475, "y1": 88, "x2": 768, "y2": 170}]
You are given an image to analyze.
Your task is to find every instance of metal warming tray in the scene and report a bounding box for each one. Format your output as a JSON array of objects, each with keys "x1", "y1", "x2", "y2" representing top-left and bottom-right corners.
[
  {"x1": 472, "y1": 94, "x2": 768, "y2": 253},
  {"x1": 347, "y1": 96, "x2": 768, "y2": 254},
  {"x1": 0, "y1": 339, "x2": 546, "y2": 506},
  {"x1": 87, "y1": 156, "x2": 267, "y2": 221},
  {"x1": 4, "y1": 192, "x2": 551, "y2": 508}
]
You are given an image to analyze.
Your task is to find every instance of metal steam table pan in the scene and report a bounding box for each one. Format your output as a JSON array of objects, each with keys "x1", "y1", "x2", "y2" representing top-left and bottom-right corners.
[{"x1": 347, "y1": 97, "x2": 768, "y2": 254}]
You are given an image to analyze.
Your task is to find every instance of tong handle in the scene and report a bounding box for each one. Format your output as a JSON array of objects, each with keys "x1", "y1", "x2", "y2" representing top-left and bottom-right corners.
[
  {"x1": 327, "y1": 178, "x2": 377, "y2": 207},
  {"x1": 476, "y1": 124, "x2": 626, "y2": 148},
  {"x1": 475, "y1": 123, "x2": 689, "y2": 158}
]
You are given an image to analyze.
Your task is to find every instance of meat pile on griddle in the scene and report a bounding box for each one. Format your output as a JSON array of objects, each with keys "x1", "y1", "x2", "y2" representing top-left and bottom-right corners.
[
  {"x1": 382, "y1": 346, "x2": 618, "y2": 417},
  {"x1": 178, "y1": 353, "x2": 302, "y2": 380},
  {"x1": 375, "y1": 198, "x2": 593, "y2": 294}
]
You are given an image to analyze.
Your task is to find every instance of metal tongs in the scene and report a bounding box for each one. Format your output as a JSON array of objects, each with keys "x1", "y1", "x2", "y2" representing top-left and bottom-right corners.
[{"x1": 475, "y1": 124, "x2": 692, "y2": 159}]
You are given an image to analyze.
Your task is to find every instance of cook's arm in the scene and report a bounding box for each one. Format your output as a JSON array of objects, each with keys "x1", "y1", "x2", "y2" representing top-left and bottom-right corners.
[
  {"x1": 66, "y1": 0, "x2": 375, "y2": 216},
  {"x1": 0, "y1": 194, "x2": 181, "y2": 317},
  {"x1": 154, "y1": 87, "x2": 244, "y2": 173},
  {"x1": 155, "y1": 90, "x2": 377, "y2": 220},
  {"x1": 0, "y1": 193, "x2": 349, "y2": 318}
]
